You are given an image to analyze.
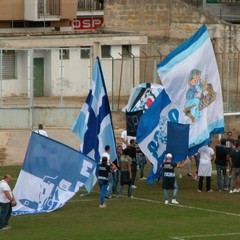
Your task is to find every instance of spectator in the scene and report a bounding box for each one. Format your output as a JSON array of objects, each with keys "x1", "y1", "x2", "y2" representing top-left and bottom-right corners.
[
  {"x1": 118, "y1": 148, "x2": 133, "y2": 198},
  {"x1": 98, "y1": 157, "x2": 111, "y2": 208},
  {"x1": 197, "y1": 145, "x2": 215, "y2": 192},
  {"x1": 101, "y1": 145, "x2": 116, "y2": 198},
  {"x1": 35, "y1": 123, "x2": 48, "y2": 137},
  {"x1": 0, "y1": 174, "x2": 16, "y2": 230},
  {"x1": 215, "y1": 139, "x2": 231, "y2": 191},
  {"x1": 112, "y1": 146, "x2": 122, "y2": 194},
  {"x1": 229, "y1": 141, "x2": 240, "y2": 193},
  {"x1": 161, "y1": 153, "x2": 186, "y2": 205},
  {"x1": 127, "y1": 139, "x2": 138, "y2": 189}
]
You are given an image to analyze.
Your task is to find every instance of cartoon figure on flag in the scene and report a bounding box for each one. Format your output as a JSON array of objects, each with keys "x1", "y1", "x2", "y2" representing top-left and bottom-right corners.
[{"x1": 184, "y1": 68, "x2": 216, "y2": 122}]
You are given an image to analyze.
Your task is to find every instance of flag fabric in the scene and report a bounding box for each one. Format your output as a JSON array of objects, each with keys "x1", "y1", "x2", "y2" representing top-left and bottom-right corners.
[
  {"x1": 137, "y1": 24, "x2": 224, "y2": 184},
  {"x1": 122, "y1": 83, "x2": 163, "y2": 113},
  {"x1": 12, "y1": 132, "x2": 97, "y2": 215},
  {"x1": 71, "y1": 57, "x2": 117, "y2": 192},
  {"x1": 158, "y1": 24, "x2": 224, "y2": 148},
  {"x1": 137, "y1": 89, "x2": 188, "y2": 184},
  {"x1": 126, "y1": 110, "x2": 143, "y2": 137},
  {"x1": 166, "y1": 121, "x2": 189, "y2": 160}
]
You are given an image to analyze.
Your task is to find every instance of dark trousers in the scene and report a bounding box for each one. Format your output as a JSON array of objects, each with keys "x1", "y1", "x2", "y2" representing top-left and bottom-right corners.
[
  {"x1": 198, "y1": 176, "x2": 211, "y2": 191},
  {"x1": 131, "y1": 161, "x2": 137, "y2": 185},
  {"x1": 0, "y1": 202, "x2": 11, "y2": 229}
]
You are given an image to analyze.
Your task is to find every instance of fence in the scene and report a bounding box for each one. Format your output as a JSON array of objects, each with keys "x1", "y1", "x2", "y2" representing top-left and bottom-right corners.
[{"x1": 0, "y1": 48, "x2": 239, "y2": 128}]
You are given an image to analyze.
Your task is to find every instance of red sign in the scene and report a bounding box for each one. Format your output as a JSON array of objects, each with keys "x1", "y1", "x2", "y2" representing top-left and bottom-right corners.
[{"x1": 70, "y1": 17, "x2": 104, "y2": 30}]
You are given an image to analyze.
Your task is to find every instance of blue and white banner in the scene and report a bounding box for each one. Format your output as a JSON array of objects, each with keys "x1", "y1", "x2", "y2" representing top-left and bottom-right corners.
[
  {"x1": 12, "y1": 132, "x2": 97, "y2": 215},
  {"x1": 158, "y1": 24, "x2": 224, "y2": 148},
  {"x1": 71, "y1": 57, "x2": 117, "y2": 192},
  {"x1": 137, "y1": 24, "x2": 224, "y2": 184}
]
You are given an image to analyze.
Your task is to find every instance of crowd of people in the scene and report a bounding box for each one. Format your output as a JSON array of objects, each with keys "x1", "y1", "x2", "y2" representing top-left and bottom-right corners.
[{"x1": 96, "y1": 129, "x2": 240, "y2": 208}]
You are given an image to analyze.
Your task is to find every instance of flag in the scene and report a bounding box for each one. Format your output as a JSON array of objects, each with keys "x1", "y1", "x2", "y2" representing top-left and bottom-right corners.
[
  {"x1": 71, "y1": 57, "x2": 117, "y2": 192},
  {"x1": 166, "y1": 121, "x2": 189, "y2": 160},
  {"x1": 12, "y1": 132, "x2": 97, "y2": 215},
  {"x1": 137, "y1": 89, "x2": 172, "y2": 184},
  {"x1": 158, "y1": 24, "x2": 224, "y2": 148},
  {"x1": 137, "y1": 24, "x2": 224, "y2": 184},
  {"x1": 122, "y1": 83, "x2": 163, "y2": 113},
  {"x1": 126, "y1": 110, "x2": 143, "y2": 137}
]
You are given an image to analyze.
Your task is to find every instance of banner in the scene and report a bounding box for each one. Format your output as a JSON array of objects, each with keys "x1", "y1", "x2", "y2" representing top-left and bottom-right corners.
[
  {"x1": 137, "y1": 24, "x2": 224, "y2": 184},
  {"x1": 71, "y1": 57, "x2": 117, "y2": 192},
  {"x1": 12, "y1": 132, "x2": 97, "y2": 215}
]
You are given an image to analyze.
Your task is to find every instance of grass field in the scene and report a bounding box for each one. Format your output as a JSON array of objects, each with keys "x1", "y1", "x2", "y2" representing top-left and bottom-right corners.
[{"x1": 1, "y1": 164, "x2": 240, "y2": 240}]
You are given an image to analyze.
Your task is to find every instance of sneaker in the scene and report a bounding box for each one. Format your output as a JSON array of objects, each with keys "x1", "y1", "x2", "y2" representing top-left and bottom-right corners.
[
  {"x1": 140, "y1": 177, "x2": 147, "y2": 180},
  {"x1": 224, "y1": 188, "x2": 229, "y2": 191},
  {"x1": 99, "y1": 203, "x2": 107, "y2": 208},
  {"x1": 171, "y1": 199, "x2": 179, "y2": 204},
  {"x1": 105, "y1": 195, "x2": 112, "y2": 199},
  {"x1": 179, "y1": 174, "x2": 182, "y2": 178},
  {"x1": 187, "y1": 173, "x2": 193, "y2": 177},
  {"x1": 197, "y1": 189, "x2": 202, "y2": 192},
  {"x1": 165, "y1": 200, "x2": 169, "y2": 204},
  {"x1": 207, "y1": 189, "x2": 214, "y2": 192},
  {"x1": 229, "y1": 190, "x2": 233, "y2": 194},
  {"x1": 4, "y1": 225, "x2": 12, "y2": 230},
  {"x1": 132, "y1": 185, "x2": 137, "y2": 189},
  {"x1": 233, "y1": 188, "x2": 238, "y2": 193}
]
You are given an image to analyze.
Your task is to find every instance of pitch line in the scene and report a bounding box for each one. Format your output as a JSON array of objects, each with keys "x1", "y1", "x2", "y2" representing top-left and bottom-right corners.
[
  {"x1": 170, "y1": 232, "x2": 240, "y2": 239},
  {"x1": 126, "y1": 196, "x2": 240, "y2": 217}
]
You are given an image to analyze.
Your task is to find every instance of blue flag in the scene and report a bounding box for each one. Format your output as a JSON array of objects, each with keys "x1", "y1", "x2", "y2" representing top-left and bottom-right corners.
[
  {"x1": 71, "y1": 57, "x2": 117, "y2": 192},
  {"x1": 137, "y1": 24, "x2": 224, "y2": 184},
  {"x1": 12, "y1": 132, "x2": 97, "y2": 215},
  {"x1": 166, "y1": 121, "x2": 189, "y2": 160}
]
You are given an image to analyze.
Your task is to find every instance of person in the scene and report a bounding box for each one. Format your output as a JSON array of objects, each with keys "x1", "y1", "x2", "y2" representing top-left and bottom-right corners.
[
  {"x1": 0, "y1": 174, "x2": 16, "y2": 230},
  {"x1": 177, "y1": 156, "x2": 193, "y2": 178},
  {"x1": 136, "y1": 146, "x2": 147, "y2": 180},
  {"x1": 121, "y1": 129, "x2": 129, "y2": 150},
  {"x1": 35, "y1": 123, "x2": 48, "y2": 137},
  {"x1": 112, "y1": 145, "x2": 122, "y2": 194},
  {"x1": 97, "y1": 157, "x2": 111, "y2": 208},
  {"x1": 197, "y1": 144, "x2": 215, "y2": 192},
  {"x1": 101, "y1": 145, "x2": 117, "y2": 198},
  {"x1": 161, "y1": 153, "x2": 186, "y2": 205},
  {"x1": 127, "y1": 139, "x2": 138, "y2": 189},
  {"x1": 215, "y1": 139, "x2": 231, "y2": 191},
  {"x1": 229, "y1": 141, "x2": 240, "y2": 193},
  {"x1": 118, "y1": 148, "x2": 133, "y2": 198}
]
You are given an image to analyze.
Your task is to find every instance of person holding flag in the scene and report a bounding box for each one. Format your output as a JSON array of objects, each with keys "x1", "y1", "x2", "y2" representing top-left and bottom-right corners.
[{"x1": 161, "y1": 154, "x2": 187, "y2": 205}]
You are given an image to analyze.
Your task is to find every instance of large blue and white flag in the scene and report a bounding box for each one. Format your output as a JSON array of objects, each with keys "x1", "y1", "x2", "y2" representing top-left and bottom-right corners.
[
  {"x1": 71, "y1": 57, "x2": 117, "y2": 192},
  {"x1": 137, "y1": 89, "x2": 189, "y2": 184},
  {"x1": 12, "y1": 132, "x2": 97, "y2": 215},
  {"x1": 158, "y1": 24, "x2": 224, "y2": 148},
  {"x1": 137, "y1": 24, "x2": 224, "y2": 184}
]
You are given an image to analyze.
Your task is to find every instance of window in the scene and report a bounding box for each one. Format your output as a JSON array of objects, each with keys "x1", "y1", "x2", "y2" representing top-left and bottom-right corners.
[
  {"x1": 59, "y1": 48, "x2": 69, "y2": 60},
  {"x1": 81, "y1": 47, "x2": 90, "y2": 59},
  {"x1": 101, "y1": 45, "x2": 111, "y2": 58},
  {"x1": 1, "y1": 50, "x2": 16, "y2": 79},
  {"x1": 122, "y1": 45, "x2": 132, "y2": 58}
]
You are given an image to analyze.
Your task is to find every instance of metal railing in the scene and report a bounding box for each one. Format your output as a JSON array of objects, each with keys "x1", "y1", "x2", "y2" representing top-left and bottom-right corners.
[{"x1": 77, "y1": 0, "x2": 104, "y2": 11}]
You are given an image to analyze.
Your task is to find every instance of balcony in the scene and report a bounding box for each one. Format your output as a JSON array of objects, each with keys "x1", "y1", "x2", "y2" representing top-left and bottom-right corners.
[
  {"x1": 25, "y1": 0, "x2": 60, "y2": 21},
  {"x1": 77, "y1": 0, "x2": 104, "y2": 11}
]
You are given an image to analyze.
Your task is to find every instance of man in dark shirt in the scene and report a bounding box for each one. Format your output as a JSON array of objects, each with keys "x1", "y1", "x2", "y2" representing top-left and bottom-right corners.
[
  {"x1": 229, "y1": 141, "x2": 240, "y2": 193},
  {"x1": 127, "y1": 139, "x2": 138, "y2": 189},
  {"x1": 215, "y1": 139, "x2": 231, "y2": 191}
]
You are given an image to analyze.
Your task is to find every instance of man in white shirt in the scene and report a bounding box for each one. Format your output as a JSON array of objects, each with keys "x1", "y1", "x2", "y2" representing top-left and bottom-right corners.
[
  {"x1": 0, "y1": 174, "x2": 15, "y2": 230},
  {"x1": 35, "y1": 123, "x2": 48, "y2": 137}
]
